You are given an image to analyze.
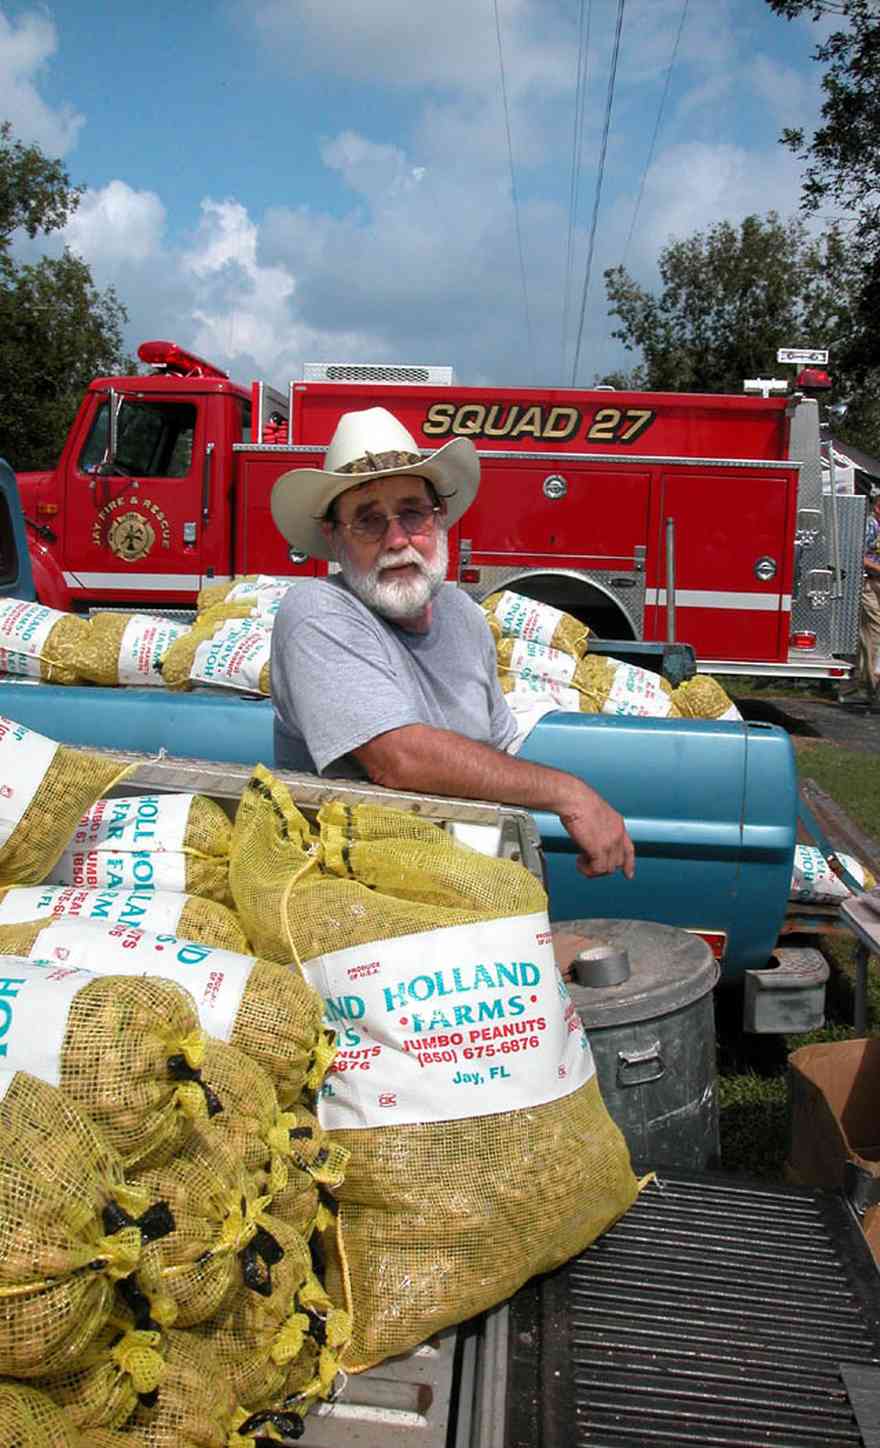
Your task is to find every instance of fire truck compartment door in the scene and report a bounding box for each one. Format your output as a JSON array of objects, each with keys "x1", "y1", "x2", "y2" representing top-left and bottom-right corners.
[
  {"x1": 63, "y1": 395, "x2": 206, "y2": 598},
  {"x1": 652, "y1": 469, "x2": 793, "y2": 662},
  {"x1": 467, "y1": 459, "x2": 650, "y2": 566},
  {"x1": 519, "y1": 712, "x2": 796, "y2": 982}
]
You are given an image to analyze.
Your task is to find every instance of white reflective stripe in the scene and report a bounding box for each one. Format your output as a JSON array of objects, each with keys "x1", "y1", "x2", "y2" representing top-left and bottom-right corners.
[
  {"x1": 63, "y1": 571, "x2": 202, "y2": 590},
  {"x1": 645, "y1": 589, "x2": 791, "y2": 612}
]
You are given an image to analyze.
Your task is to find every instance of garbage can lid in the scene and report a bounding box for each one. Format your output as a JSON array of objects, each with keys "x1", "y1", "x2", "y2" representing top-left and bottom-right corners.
[{"x1": 553, "y1": 918, "x2": 719, "y2": 1026}]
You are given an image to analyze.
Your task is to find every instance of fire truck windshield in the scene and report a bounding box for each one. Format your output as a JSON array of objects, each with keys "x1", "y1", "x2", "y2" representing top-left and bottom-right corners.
[{"x1": 79, "y1": 400, "x2": 196, "y2": 478}]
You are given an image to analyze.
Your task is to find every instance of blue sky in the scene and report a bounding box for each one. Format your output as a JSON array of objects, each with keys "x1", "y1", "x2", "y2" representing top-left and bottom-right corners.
[{"x1": 2, "y1": 0, "x2": 837, "y2": 389}]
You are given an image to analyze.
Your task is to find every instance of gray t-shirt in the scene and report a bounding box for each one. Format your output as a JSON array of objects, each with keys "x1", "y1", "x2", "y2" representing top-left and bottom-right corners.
[{"x1": 271, "y1": 578, "x2": 517, "y2": 777}]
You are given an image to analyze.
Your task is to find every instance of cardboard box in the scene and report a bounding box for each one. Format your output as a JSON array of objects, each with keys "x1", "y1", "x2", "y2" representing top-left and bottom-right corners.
[{"x1": 786, "y1": 1038, "x2": 880, "y2": 1263}]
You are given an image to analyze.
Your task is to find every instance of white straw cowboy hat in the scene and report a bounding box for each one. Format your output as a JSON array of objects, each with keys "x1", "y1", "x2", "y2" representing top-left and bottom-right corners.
[{"x1": 270, "y1": 406, "x2": 480, "y2": 561}]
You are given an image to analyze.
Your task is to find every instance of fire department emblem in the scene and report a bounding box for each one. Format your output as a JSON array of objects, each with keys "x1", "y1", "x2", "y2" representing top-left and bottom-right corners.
[{"x1": 107, "y1": 511, "x2": 156, "y2": 562}]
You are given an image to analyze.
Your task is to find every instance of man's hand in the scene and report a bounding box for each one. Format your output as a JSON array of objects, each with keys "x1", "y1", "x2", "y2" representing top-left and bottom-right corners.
[{"x1": 559, "y1": 783, "x2": 635, "y2": 880}]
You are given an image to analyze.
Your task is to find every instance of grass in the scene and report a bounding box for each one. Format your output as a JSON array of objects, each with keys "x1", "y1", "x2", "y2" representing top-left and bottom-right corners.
[{"x1": 717, "y1": 734, "x2": 880, "y2": 1179}]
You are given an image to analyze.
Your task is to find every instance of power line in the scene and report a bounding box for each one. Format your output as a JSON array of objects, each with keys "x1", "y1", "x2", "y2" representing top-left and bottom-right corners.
[
  {"x1": 493, "y1": 0, "x2": 537, "y2": 382},
  {"x1": 561, "y1": 0, "x2": 593, "y2": 380},
  {"x1": 621, "y1": 0, "x2": 689, "y2": 268},
  {"x1": 570, "y1": 0, "x2": 626, "y2": 386}
]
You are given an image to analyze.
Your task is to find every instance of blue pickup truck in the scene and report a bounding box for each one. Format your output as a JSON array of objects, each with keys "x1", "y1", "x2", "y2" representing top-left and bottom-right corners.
[{"x1": 0, "y1": 456, "x2": 819, "y2": 1027}]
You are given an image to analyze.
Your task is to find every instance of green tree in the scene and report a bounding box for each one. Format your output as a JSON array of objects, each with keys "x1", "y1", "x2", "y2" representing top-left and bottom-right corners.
[
  {"x1": 0, "y1": 122, "x2": 131, "y2": 471},
  {"x1": 605, "y1": 213, "x2": 852, "y2": 391},
  {"x1": 603, "y1": 212, "x2": 880, "y2": 451},
  {"x1": 768, "y1": 0, "x2": 880, "y2": 380}
]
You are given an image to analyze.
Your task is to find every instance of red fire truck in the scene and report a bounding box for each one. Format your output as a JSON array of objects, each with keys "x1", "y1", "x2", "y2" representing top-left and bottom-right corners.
[{"x1": 15, "y1": 340, "x2": 865, "y2": 678}]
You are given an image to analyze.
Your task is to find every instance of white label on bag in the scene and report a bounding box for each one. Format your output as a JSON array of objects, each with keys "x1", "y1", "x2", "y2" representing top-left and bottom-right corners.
[
  {"x1": 228, "y1": 576, "x2": 296, "y2": 603},
  {"x1": 0, "y1": 717, "x2": 59, "y2": 849},
  {"x1": 191, "y1": 620, "x2": 271, "y2": 693},
  {"x1": 0, "y1": 957, "x2": 93, "y2": 1086},
  {"x1": 0, "y1": 1067, "x2": 15, "y2": 1101},
  {"x1": 790, "y1": 845, "x2": 866, "y2": 902},
  {"x1": 602, "y1": 662, "x2": 673, "y2": 717},
  {"x1": 493, "y1": 591, "x2": 567, "y2": 648},
  {"x1": 309, "y1": 911, "x2": 595, "y2": 1131},
  {"x1": 28, "y1": 920, "x2": 253, "y2": 1042},
  {"x1": 505, "y1": 673, "x2": 581, "y2": 707},
  {"x1": 0, "y1": 599, "x2": 59, "y2": 660},
  {"x1": 47, "y1": 794, "x2": 192, "y2": 893},
  {"x1": 718, "y1": 703, "x2": 742, "y2": 722},
  {"x1": 0, "y1": 884, "x2": 186, "y2": 935},
  {"x1": 118, "y1": 615, "x2": 191, "y2": 687},
  {"x1": 508, "y1": 637, "x2": 577, "y2": 686},
  {"x1": 0, "y1": 648, "x2": 40, "y2": 678}
]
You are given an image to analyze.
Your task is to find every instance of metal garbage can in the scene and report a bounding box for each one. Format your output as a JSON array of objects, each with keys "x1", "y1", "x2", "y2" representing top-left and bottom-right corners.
[{"x1": 555, "y1": 918, "x2": 720, "y2": 1169}]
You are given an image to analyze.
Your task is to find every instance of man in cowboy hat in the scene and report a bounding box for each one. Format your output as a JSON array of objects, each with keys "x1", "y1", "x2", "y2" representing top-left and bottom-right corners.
[{"x1": 269, "y1": 407, "x2": 633, "y2": 879}]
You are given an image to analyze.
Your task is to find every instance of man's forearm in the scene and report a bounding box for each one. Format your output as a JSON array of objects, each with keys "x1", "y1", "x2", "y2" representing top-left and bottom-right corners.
[
  {"x1": 353, "y1": 723, "x2": 635, "y2": 879},
  {"x1": 356, "y1": 722, "x2": 574, "y2": 811}
]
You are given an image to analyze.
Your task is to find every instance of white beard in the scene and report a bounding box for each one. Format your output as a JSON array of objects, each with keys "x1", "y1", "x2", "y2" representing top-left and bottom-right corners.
[{"x1": 339, "y1": 531, "x2": 449, "y2": 621}]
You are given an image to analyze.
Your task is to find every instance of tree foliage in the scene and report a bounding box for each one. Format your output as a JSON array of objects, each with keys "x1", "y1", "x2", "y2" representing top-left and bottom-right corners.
[
  {"x1": 0, "y1": 122, "x2": 131, "y2": 471},
  {"x1": 604, "y1": 211, "x2": 880, "y2": 451},
  {"x1": 605, "y1": 213, "x2": 848, "y2": 390},
  {"x1": 768, "y1": 0, "x2": 880, "y2": 379}
]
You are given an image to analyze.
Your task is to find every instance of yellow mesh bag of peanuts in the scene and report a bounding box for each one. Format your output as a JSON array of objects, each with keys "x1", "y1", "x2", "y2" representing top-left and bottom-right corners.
[
  {"x1": 161, "y1": 615, "x2": 272, "y2": 695},
  {"x1": 0, "y1": 599, "x2": 89, "y2": 685},
  {"x1": 0, "y1": 1383, "x2": 87, "y2": 1447},
  {"x1": 3, "y1": 915, "x2": 329, "y2": 1108},
  {"x1": 33, "y1": 1314, "x2": 170, "y2": 1431},
  {"x1": 202, "y1": 1040, "x2": 348, "y2": 1215},
  {"x1": 190, "y1": 1215, "x2": 318, "y2": 1410},
  {"x1": 87, "y1": 1328, "x2": 309, "y2": 1448},
  {"x1": 0, "y1": 955, "x2": 219, "y2": 1170},
  {"x1": 0, "y1": 882, "x2": 249, "y2": 954},
  {"x1": 229, "y1": 766, "x2": 644, "y2": 1370},
  {"x1": 79, "y1": 611, "x2": 192, "y2": 687},
  {"x1": 0, "y1": 718, "x2": 129, "y2": 886},
  {"x1": 133, "y1": 1121, "x2": 285, "y2": 1327},
  {"x1": 45, "y1": 792, "x2": 233, "y2": 905},
  {"x1": 482, "y1": 588, "x2": 589, "y2": 657},
  {"x1": 0, "y1": 1071, "x2": 175, "y2": 1380}
]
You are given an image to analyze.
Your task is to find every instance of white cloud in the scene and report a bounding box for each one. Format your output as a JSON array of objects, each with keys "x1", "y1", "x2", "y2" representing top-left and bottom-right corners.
[
  {"x1": 244, "y1": 0, "x2": 574, "y2": 98},
  {"x1": 64, "y1": 180, "x2": 165, "y2": 267},
  {"x1": 0, "y1": 6, "x2": 83, "y2": 154}
]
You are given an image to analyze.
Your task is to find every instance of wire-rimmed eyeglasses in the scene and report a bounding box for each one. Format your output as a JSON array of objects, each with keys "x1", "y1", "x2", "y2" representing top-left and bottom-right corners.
[{"x1": 334, "y1": 504, "x2": 442, "y2": 544}]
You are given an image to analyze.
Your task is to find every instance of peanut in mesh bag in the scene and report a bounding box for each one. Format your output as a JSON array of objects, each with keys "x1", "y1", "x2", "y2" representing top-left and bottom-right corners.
[
  {"x1": 47, "y1": 792, "x2": 233, "y2": 905},
  {"x1": 670, "y1": 674, "x2": 741, "y2": 720},
  {"x1": 5, "y1": 912, "x2": 329, "y2": 1110},
  {"x1": 497, "y1": 639, "x2": 679, "y2": 716},
  {"x1": 33, "y1": 1317, "x2": 169, "y2": 1430},
  {"x1": 133, "y1": 1122, "x2": 286, "y2": 1328},
  {"x1": 86, "y1": 1328, "x2": 308, "y2": 1448},
  {"x1": 482, "y1": 589, "x2": 589, "y2": 657},
  {"x1": 233, "y1": 770, "x2": 642, "y2": 1370},
  {"x1": 190, "y1": 1214, "x2": 313, "y2": 1410},
  {"x1": 0, "y1": 718, "x2": 130, "y2": 887},
  {"x1": 203, "y1": 1041, "x2": 348, "y2": 1209},
  {"x1": 161, "y1": 615, "x2": 272, "y2": 695},
  {"x1": 0, "y1": 954, "x2": 220, "y2": 1170},
  {"x1": 0, "y1": 599, "x2": 89, "y2": 685},
  {"x1": 0, "y1": 1382, "x2": 86, "y2": 1448},
  {"x1": 0, "y1": 883, "x2": 249, "y2": 954},
  {"x1": 79, "y1": 613, "x2": 192, "y2": 688},
  {"x1": 197, "y1": 574, "x2": 296, "y2": 615},
  {"x1": 0, "y1": 1071, "x2": 176, "y2": 1380}
]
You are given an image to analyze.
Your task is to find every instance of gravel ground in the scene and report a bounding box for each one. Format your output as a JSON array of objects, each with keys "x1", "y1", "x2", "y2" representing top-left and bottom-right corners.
[{"x1": 736, "y1": 692, "x2": 880, "y2": 752}]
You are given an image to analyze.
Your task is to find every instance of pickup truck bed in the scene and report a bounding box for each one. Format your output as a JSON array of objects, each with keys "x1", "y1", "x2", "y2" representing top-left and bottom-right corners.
[{"x1": 0, "y1": 679, "x2": 797, "y2": 982}]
